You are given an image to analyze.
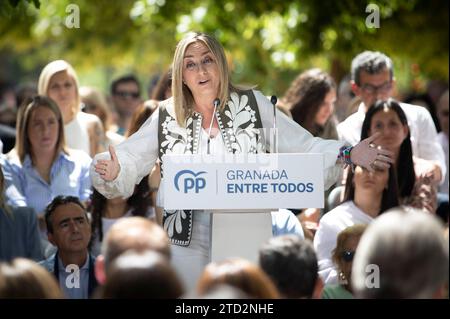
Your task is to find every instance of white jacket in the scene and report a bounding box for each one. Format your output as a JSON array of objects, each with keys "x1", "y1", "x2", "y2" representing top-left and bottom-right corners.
[{"x1": 91, "y1": 90, "x2": 346, "y2": 200}]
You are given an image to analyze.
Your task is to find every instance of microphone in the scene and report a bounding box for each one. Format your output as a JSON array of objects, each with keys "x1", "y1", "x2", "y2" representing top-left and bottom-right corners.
[
  {"x1": 207, "y1": 98, "x2": 220, "y2": 154},
  {"x1": 270, "y1": 95, "x2": 277, "y2": 153},
  {"x1": 213, "y1": 98, "x2": 220, "y2": 108},
  {"x1": 270, "y1": 96, "x2": 277, "y2": 105}
]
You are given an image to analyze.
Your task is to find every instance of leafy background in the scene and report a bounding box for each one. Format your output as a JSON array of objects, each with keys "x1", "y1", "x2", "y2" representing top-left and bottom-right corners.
[{"x1": 0, "y1": 0, "x2": 448, "y2": 97}]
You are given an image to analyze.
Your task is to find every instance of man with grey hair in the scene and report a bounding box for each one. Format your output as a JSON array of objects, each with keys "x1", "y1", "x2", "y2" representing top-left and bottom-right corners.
[
  {"x1": 352, "y1": 207, "x2": 448, "y2": 298},
  {"x1": 337, "y1": 51, "x2": 446, "y2": 184}
]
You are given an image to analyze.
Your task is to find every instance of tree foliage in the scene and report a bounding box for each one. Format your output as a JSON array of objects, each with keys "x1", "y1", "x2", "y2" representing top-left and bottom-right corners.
[{"x1": 0, "y1": 0, "x2": 448, "y2": 94}]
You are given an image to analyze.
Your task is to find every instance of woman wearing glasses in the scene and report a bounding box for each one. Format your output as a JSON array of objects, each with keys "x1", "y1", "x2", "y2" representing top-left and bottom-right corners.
[
  {"x1": 314, "y1": 163, "x2": 399, "y2": 284},
  {"x1": 38, "y1": 60, "x2": 106, "y2": 157},
  {"x1": 322, "y1": 224, "x2": 367, "y2": 299}
]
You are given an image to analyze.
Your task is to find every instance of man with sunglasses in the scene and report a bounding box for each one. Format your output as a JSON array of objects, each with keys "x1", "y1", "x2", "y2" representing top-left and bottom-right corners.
[
  {"x1": 337, "y1": 51, "x2": 446, "y2": 184},
  {"x1": 110, "y1": 75, "x2": 142, "y2": 136}
]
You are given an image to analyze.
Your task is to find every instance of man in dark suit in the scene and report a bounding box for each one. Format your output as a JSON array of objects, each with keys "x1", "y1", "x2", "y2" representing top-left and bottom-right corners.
[{"x1": 39, "y1": 196, "x2": 97, "y2": 299}]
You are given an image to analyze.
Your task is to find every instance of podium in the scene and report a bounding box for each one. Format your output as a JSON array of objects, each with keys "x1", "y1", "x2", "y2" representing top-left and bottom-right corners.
[{"x1": 163, "y1": 153, "x2": 324, "y2": 264}]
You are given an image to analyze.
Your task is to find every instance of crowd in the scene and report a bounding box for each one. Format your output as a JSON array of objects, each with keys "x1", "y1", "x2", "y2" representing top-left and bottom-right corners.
[{"x1": 0, "y1": 32, "x2": 448, "y2": 299}]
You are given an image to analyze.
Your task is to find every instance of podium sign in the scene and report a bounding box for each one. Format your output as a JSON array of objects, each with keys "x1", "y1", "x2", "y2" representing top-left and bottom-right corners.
[
  {"x1": 210, "y1": 212, "x2": 273, "y2": 263},
  {"x1": 163, "y1": 153, "x2": 324, "y2": 210}
]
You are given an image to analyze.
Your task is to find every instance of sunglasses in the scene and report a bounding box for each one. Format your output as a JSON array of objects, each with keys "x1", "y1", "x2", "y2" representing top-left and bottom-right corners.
[
  {"x1": 114, "y1": 91, "x2": 140, "y2": 99},
  {"x1": 341, "y1": 251, "x2": 355, "y2": 262}
]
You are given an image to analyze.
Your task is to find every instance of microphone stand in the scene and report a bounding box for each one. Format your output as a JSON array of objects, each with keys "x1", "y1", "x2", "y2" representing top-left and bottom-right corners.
[{"x1": 207, "y1": 98, "x2": 220, "y2": 154}]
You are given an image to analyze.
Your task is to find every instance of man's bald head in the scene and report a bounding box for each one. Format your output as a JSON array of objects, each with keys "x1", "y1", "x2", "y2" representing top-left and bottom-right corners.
[{"x1": 101, "y1": 217, "x2": 170, "y2": 273}]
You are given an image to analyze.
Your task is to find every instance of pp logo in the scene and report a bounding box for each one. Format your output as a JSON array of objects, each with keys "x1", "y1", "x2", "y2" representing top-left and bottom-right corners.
[{"x1": 174, "y1": 170, "x2": 207, "y2": 193}]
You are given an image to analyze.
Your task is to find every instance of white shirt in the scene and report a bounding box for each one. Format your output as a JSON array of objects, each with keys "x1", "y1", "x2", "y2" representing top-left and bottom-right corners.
[
  {"x1": 271, "y1": 209, "x2": 304, "y2": 238},
  {"x1": 106, "y1": 131, "x2": 125, "y2": 148},
  {"x1": 437, "y1": 132, "x2": 449, "y2": 195},
  {"x1": 91, "y1": 90, "x2": 346, "y2": 201},
  {"x1": 337, "y1": 102, "x2": 447, "y2": 183},
  {"x1": 314, "y1": 201, "x2": 373, "y2": 284},
  {"x1": 65, "y1": 112, "x2": 95, "y2": 157}
]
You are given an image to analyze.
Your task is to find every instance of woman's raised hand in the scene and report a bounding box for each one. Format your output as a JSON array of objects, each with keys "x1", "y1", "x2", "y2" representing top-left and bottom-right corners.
[
  {"x1": 351, "y1": 132, "x2": 395, "y2": 172},
  {"x1": 94, "y1": 145, "x2": 120, "y2": 181}
]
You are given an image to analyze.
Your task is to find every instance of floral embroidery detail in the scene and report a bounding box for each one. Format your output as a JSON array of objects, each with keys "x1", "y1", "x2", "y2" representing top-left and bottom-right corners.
[
  {"x1": 223, "y1": 92, "x2": 263, "y2": 154},
  {"x1": 160, "y1": 117, "x2": 193, "y2": 155},
  {"x1": 163, "y1": 210, "x2": 187, "y2": 237}
]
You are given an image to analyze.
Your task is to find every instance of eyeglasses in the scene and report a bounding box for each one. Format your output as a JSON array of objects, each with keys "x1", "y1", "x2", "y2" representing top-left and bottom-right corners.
[
  {"x1": 360, "y1": 82, "x2": 392, "y2": 95},
  {"x1": 341, "y1": 251, "x2": 355, "y2": 262},
  {"x1": 114, "y1": 91, "x2": 140, "y2": 99}
]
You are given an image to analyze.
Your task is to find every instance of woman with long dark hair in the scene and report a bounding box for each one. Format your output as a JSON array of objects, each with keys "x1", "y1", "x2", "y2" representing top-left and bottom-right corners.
[
  {"x1": 281, "y1": 68, "x2": 338, "y2": 139},
  {"x1": 361, "y1": 99, "x2": 438, "y2": 213},
  {"x1": 314, "y1": 163, "x2": 399, "y2": 284}
]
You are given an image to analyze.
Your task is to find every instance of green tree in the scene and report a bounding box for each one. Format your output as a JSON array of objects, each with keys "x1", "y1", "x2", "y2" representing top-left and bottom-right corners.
[{"x1": 0, "y1": 0, "x2": 448, "y2": 94}]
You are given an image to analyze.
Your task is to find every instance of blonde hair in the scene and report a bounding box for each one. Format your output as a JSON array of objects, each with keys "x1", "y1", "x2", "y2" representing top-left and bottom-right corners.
[
  {"x1": 172, "y1": 32, "x2": 241, "y2": 127},
  {"x1": 18, "y1": 96, "x2": 67, "y2": 163},
  {"x1": 38, "y1": 60, "x2": 81, "y2": 114}
]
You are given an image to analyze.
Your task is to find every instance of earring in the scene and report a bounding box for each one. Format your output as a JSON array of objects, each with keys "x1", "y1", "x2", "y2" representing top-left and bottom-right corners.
[{"x1": 339, "y1": 271, "x2": 348, "y2": 285}]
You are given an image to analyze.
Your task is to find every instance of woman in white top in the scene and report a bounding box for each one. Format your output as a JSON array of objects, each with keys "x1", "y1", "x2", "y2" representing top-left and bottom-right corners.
[
  {"x1": 90, "y1": 32, "x2": 393, "y2": 290},
  {"x1": 314, "y1": 164, "x2": 399, "y2": 284},
  {"x1": 38, "y1": 60, "x2": 106, "y2": 157}
]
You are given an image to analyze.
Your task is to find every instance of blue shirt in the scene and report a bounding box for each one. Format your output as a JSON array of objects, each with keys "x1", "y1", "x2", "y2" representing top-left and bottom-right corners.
[
  {"x1": 1, "y1": 154, "x2": 25, "y2": 207},
  {"x1": 7, "y1": 150, "x2": 92, "y2": 214},
  {"x1": 58, "y1": 254, "x2": 90, "y2": 299},
  {"x1": 271, "y1": 209, "x2": 304, "y2": 238},
  {"x1": 39, "y1": 252, "x2": 97, "y2": 299}
]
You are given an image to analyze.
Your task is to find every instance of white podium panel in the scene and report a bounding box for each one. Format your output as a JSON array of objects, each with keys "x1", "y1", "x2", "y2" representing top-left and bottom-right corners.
[
  {"x1": 162, "y1": 153, "x2": 325, "y2": 271},
  {"x1": 163, "y1": 153, "x2": 324, "y2": 210},
  {"x1": 209, "y1": 211, "x2": 272, "y2": 263}
]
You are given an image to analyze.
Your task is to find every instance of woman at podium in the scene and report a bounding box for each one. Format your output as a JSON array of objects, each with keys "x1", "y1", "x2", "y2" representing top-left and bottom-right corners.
[{"x1": 90, "y1": 32, "x2": 393, "y2": 290}]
